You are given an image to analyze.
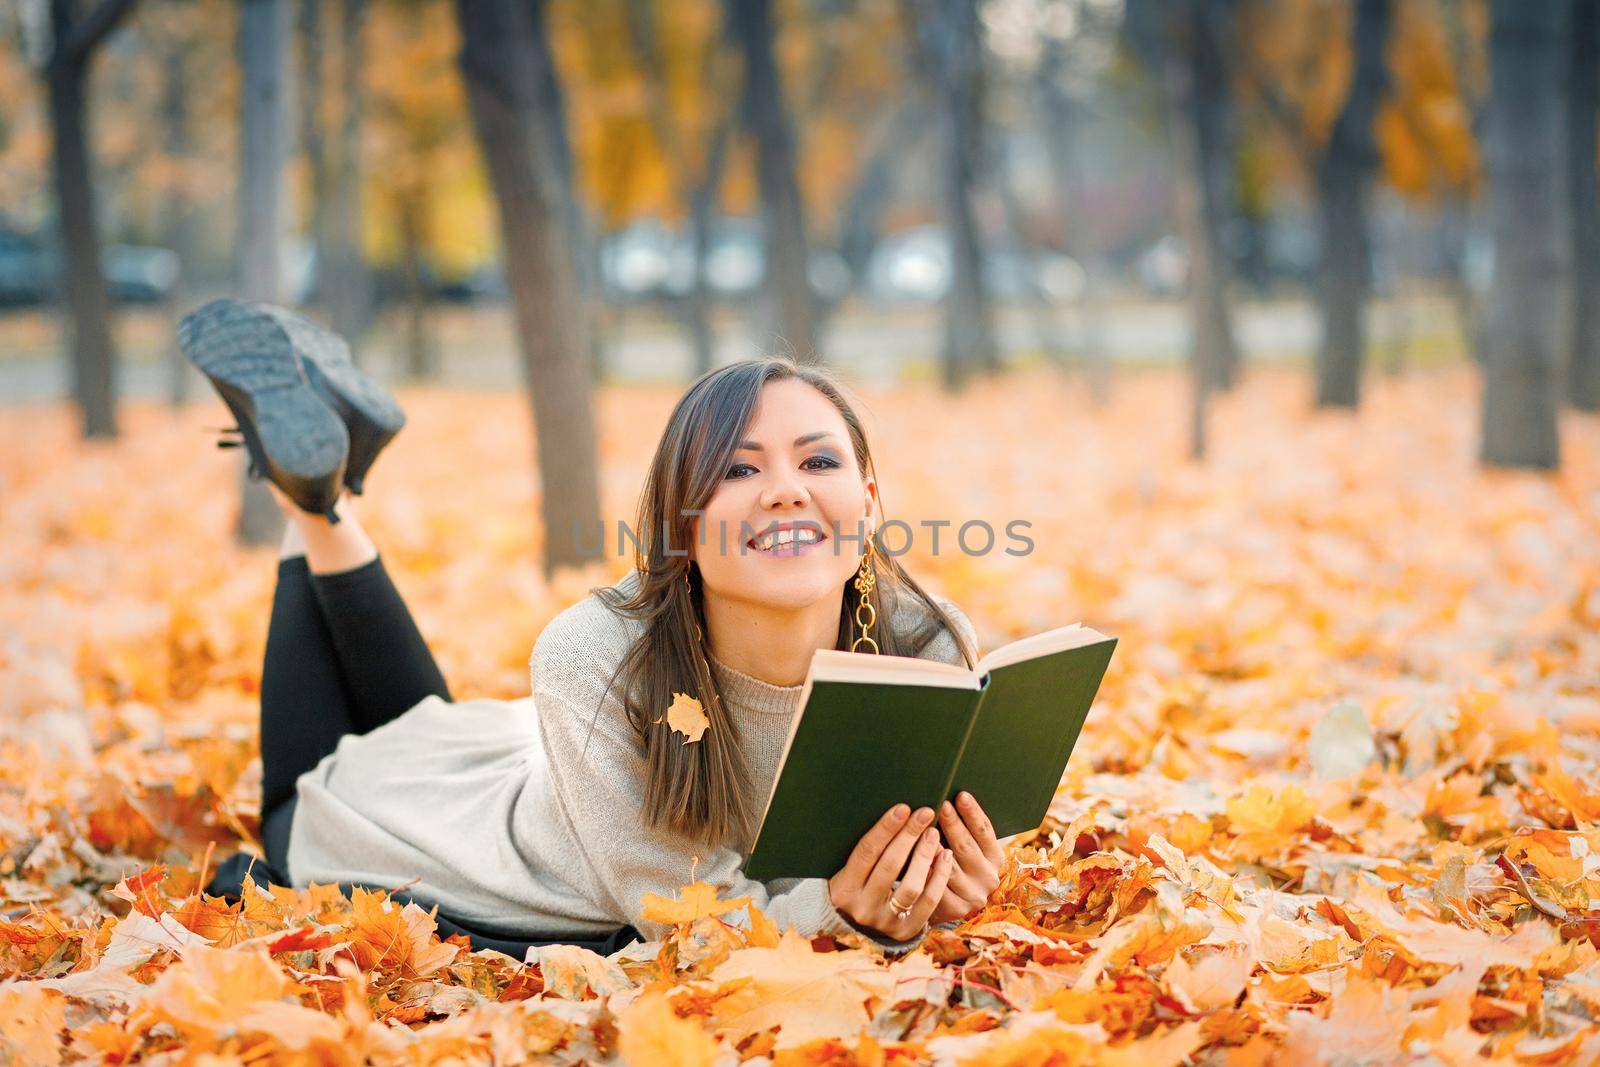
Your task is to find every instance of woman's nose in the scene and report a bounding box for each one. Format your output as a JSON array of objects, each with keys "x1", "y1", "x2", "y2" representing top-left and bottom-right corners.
[{"x1": 760, "y1": 471, "x2": 809, "y2": 509}]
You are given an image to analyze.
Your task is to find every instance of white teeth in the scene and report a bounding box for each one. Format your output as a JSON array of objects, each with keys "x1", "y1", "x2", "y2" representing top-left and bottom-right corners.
[{"x1": 752, "y1": 527, "x2": 822, "y2": 551}]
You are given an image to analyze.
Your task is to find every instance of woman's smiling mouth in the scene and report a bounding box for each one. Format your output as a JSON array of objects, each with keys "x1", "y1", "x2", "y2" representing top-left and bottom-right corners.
[{"x1": 747, "y1": 522, "x2": 828, "y2": 557}]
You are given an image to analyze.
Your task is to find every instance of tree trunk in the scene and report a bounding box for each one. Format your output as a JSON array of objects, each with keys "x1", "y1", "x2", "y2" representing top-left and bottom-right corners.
[
  {"x1": 1037, "y1": 39, "x2": 1110, "y2": 404},
  {"x1": 1479, "y1": 0, "x2": 1567, "y2": 469},
  {"x1": 1191, "y1": 0, "x2": 1238, "y2": 391},
  {"x1": 158, "y1": 40, "x2": 200, "y2": 409},
  {"x1": 1161, "y1": 0, "x2": 1219, "y2": 460},
  {"x1": 299, "y1": 0, "x2": 332, "y2": 309},
  {"x1": 624, "y1": 0, "x2": 731, "y2": 376},
  {"x1": 326, "y1": 0, "x2": 371, "y2": 353},
  {"x1": 729, "y1": 0, "x2": 818, "y2": 362},
  {"x1": 236, "y1": 0, "x2": 291, "y2": 546},
  {"x1": 398, "y1": 185, "x2": 436, "y2": 380},
  {"x1": 996, "y1": 173, "x2": 1064, "y2": 366},
  {"x1": 833, "y1": 100, "x2": 924, "y2": 300},
  {"x1": 1314, "y1": 0, "x2": 1391, "y2": 409},
  {"x1": 45, "y1": 0, "x2": 142, "y2": 440},
  {"x1": 526, "y1": 0, "x2": 606, "y2": 382},
  {"x1": 687, "y1": 117, "x2": 734, "y2": 377},
  {"x1": 455, "y1": 0, "x2": 603, "y2": 575},
  {"x1": 908, "y1": 0, "x2": 997, "y2": 389},
  {"x1": 1569, "y1": 0, "x2": 1600, "y2": 411}
]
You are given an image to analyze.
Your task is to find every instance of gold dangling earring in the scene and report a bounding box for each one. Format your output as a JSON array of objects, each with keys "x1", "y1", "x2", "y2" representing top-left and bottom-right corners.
[{"x1": 850, "y1": 532, "x2": 879, "y2": 654}]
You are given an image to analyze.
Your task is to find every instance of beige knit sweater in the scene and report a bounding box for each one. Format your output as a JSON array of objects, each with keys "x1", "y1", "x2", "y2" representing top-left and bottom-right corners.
[{"x1": 285, "y1": 569, "x2": 979, "y2": 946}]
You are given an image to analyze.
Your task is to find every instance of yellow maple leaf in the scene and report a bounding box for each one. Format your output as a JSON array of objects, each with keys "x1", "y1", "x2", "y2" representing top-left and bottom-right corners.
[
  {"x1": 656, "y1": 691, "x2": 710, "y2": 744},
  {"x1": 135, "y1": 944, "x2": 303, "y2": 1043},
  {"x1": 706, "y1": 930, "x2": 898, "y2": 1049},
  {"x1": 640, "y1": 881, "x2": 751, "y2": 926},
  {"x1": 617, "y1": 991, "x2": 719, "y2": 1067}
]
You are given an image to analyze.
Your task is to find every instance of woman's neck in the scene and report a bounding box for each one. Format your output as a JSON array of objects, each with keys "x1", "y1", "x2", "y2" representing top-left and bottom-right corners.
[{"x1": 702, "y1": 588, "x2": 843, "y2": 688}]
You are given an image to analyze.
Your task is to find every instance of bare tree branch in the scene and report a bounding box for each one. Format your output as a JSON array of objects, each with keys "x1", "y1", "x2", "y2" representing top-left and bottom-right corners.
[
  {"x1": 1227, "y1": 0, "x2": 1325, "y2": 166},
  {"x1": 61, "y1": 0, "x2": 141, "y2": 64}
]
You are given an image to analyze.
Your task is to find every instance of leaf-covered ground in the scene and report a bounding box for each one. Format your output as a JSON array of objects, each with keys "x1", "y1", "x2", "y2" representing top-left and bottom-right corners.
[{"x1": 1, "y1": 366, "x2": 1598, "y2": 1065}]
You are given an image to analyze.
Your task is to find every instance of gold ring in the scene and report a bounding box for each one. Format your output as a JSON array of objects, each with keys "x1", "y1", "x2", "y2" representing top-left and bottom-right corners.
[{"x1": 888, "y1": 895, "x2": 914, "y2": 920}]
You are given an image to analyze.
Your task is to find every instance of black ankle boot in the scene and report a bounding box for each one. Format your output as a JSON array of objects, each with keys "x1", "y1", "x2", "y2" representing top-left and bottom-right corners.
[
  {"x1": 177, "y1": 298, "x2": 349, "y2": 522},
  {"x1": 254, "y1": 304, "x2": 406, "y2": 495}
]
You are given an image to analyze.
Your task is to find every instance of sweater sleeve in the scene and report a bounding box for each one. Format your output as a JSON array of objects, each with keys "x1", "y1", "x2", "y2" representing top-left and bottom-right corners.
[{"x1": 531, "y1": 676, "x2": 870, "y2": 945}]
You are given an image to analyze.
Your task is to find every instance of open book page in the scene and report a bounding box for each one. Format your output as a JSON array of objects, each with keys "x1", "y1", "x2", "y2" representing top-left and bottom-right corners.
[
  {"x1": 805, "y1": 648, "x2": 982, "y2": 688},
  {"x1": 977, "y1": 622, "x2": 1109, "y2": 672}
]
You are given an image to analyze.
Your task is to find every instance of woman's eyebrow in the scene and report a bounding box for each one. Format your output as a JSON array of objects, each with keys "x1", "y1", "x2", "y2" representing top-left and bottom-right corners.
[{"x1": 736, "y1": 432, "x2": 839, "y2": 452}]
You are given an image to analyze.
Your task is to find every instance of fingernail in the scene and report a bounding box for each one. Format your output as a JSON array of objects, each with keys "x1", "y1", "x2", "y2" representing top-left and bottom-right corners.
[
  {"x1": 941, "y1": 801, "x2": 954, "y2": 818},
  {"x1": 923, "y1": 828, "x2": 938, "y2": 843},
  {"x1": 915, "y1": 806, "x2": 934, "y2": 825},
  {"x1": 893, "y1": 804, "x2": 909, "y2": 820},
  {"x1": 959, "y1": 791, "x2": 973, "y2": 807}
]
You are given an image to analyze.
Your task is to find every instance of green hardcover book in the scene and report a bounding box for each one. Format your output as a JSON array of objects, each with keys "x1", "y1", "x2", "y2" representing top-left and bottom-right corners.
[{"x1": 743, "y1": 623, "x2": 1118, "y2": 881}]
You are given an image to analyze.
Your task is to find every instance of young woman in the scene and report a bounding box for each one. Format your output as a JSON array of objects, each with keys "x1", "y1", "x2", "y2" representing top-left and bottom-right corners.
[{"x1": 186, "y1": 302, "x2": 1006, "y2": 953}]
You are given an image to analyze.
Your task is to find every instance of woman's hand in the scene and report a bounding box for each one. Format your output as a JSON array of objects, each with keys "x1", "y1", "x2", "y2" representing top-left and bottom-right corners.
[
  {"x1": 828, "y1": 804, "x2": 955, "y2": 942},
  {"x1": 930, "y1": 791, "x2": 1005, "y2": 925}
]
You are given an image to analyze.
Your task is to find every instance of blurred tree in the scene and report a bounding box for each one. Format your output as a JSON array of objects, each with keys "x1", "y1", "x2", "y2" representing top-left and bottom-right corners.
[
  {"x1": 907, "y1": 0, "x2": 999, "y2": 390},
  {"x1": 326, "y1": 0, "x2": 372, "y2": 352},
  {"x1": 1126, "y1": 0, "x2": 1239, "y2": 403},
  {"x1": 1312, "y1": 0, "x2": 1390, "y2": 408},
  {"x1": 535, "y1": 4, "x2": 609, "y2": 383},
  {"x1": 1031, "y1": 15, "x2": 1118, "y2": 405},
  {"x1": 622, "y1": 0, "x2": 736, "y2": 375},
  {"x1": 831, "y1": 97, "x2": 922, "y2": 307},
  {"x1": 365, "y1": 0, "x2": 480, "y2": 380},
  {"x1": 35, "y1": 0, "x2": 144, "y2": 439},
  {"x1": 154, "y1": 2, "x2": 202, "y2": 407},
  {"x1": 1568, "y1": 0, "x2": 1599, "y2": 412},
  {"x1": 1478, "y1": 0, "x2": 1564, "y2": 470},
  {"x1": 728, "y1": 0, "x2": 818, "y2": 362},
  {"x1": 236, "y1": 0, "x2": 291, "y2": 545},
  {"x1": 1155, "y1": 0, "x2": 1223, "y2": 460},
  {"x1": 455, "y1": 0, "x2": 602, "y2": 575},
  {"x1": 299, "y1": 0, "x2": 328, "y2": 304},
  {"x1": 1375, "y1": 0, "x2": 1482, "y2": 367},
  {"x1": 1186, "y1": 0, "x2": 1238, "y2": 393},
  {"x1": 1237, "y1": 0, "x2": 1400, "y2": 409}
]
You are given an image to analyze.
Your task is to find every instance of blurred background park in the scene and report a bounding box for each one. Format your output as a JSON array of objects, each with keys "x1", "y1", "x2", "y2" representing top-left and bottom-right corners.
[{"x1": 2, "y1": 1, "x2": 1596, "y2": 555}]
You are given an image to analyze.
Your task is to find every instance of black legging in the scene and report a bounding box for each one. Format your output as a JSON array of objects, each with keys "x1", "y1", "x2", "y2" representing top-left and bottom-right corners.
[
  {"x1": 222, "y1": 553, "x2": 640, "y2": 957},
  {"x1": 257, "y1": 553, "x2": 452, "y2": 871}
]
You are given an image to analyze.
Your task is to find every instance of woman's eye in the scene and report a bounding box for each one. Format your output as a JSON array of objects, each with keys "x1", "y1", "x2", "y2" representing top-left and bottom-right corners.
[{"x1": 726, "y1": 456, "x2": 837, "y2": 479}]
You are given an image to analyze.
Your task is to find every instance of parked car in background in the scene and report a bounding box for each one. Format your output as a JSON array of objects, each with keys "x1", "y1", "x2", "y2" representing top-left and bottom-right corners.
[
  {"x1": 864, "y1": 224, "x2": 1087, "y2": 304},
  {"x1": 0, "y1": 231, "x2": 49, "y2": 307},
  {"x1": 104, "y1": 245, "x2": 180, "y2": 304},
  {"x1": 0, "y1": 229, "x2": 181, "y2": 307},
  {"x1": 597, "y1": 218, "x2": 850, "y2": 307}
]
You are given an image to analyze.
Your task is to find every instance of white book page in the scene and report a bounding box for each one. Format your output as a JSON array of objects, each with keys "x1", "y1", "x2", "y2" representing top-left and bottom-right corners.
[{"x1": 976, "y1": 623, "x2": 1110, "y2": 672}]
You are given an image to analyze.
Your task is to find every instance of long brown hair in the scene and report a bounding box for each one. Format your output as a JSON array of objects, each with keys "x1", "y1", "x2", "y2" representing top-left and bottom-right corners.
[{"x1": 594, "y1": 357, "x2": 978, "y2": 848}]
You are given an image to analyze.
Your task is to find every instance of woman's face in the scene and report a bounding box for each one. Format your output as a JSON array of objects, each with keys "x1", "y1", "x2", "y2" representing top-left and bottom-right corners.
[{"x1": 690, "y1": 378, "x2": 876, "y2": 613}]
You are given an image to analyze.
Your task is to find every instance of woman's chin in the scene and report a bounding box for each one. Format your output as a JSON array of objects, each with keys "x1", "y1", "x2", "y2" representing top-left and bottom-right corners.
[{"x1": 726, "y1": 558, "x2": 851, "y2": 609}]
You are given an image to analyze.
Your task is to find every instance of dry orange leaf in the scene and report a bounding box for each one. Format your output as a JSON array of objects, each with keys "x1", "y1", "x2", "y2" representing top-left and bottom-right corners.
[
  {"x1": 705, "y1": 930, "x2": 897, "y2": 1049},
  {"x1": 656, "y1": 691, "x2": 710, "y2": 744},
  {"x1": 640, "y1": 881, "x2": 752, "y2": 926},
  {"x1": 616, "y1": 991, "x2": 719, "y2": 1067},
  {"x1": 2, "y1": 367, "x2": 1599, "y2": 1062}
]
